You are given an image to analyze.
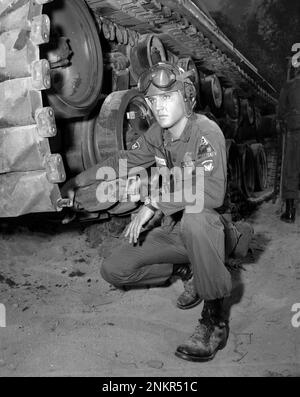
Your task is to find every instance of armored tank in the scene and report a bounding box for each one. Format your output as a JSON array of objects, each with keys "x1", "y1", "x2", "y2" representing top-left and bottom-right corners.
[{"x1": 0, "y1": 0, "x2": 281, "y2": 219}]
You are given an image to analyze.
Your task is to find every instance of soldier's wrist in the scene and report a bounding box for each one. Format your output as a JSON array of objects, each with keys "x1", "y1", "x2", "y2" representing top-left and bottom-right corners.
[
  {"x1": 144, "y1": 196, "x2": 158, "y2": 212},
  {"x1": 144, "y1": 203, "x2": 158, "y2": 213}
]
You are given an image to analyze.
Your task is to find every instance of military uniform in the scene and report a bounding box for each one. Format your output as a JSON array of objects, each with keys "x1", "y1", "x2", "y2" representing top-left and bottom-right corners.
[
  {"x1": 80, "y1": 113, "x2": 232, "y2": 301},
  {"x1": 278, "y1": 76, "x2": 300, "y2": 200}
]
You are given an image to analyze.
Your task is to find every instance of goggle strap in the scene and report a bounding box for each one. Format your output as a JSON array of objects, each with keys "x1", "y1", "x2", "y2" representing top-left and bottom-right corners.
[
  {"x1": 176, "y1": 70, "x2": 195, "y2": 82},
  {"x1": 138, "y1": 68, "x2": 195, "y2": 92}
]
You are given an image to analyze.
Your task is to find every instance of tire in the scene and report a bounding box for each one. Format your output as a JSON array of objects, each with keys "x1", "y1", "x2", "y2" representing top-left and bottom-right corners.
[
  {"x1": 223, "y1": 88, "x2": 240, "y2": 119},
  {"x1": 94, "y1": 89, "x2": 153, "y2": 163},
  {"x1": 238, "y1": 144, "x2": 256, "y2": 198},
  {"x1": 61, "y1": 111, "x2": 99, "y2": 175},
  {"x1": 254, "y1": 107, "x2": 262, "y2": 137},
  {"x1": 42, "y1": 0, "x2": 103, "y2": 118},
  {"x1": 201, "y1": 74, "x2": 223, "y2": 111},
  {"x1": 95, "y1": 89, "x2": 153, "y2": 215},
  {"x1": 241, "y1": 98, "x2": 255, "y2": 126},
  {"x1": 250, "y1": 143, "x2": 268, "y2": 191},
  {"x1": 226, "y1": 140, "x2": 242, "y2": 192}
]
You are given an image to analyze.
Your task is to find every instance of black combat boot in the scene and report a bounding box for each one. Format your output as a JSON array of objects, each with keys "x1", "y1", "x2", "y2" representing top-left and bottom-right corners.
[
  {"x1": 176, "y1": 277, "x2": 202, "y2": 310},
  {"x1": 281, "y1": 199, "x2": 296, "y2": 223},
  {"x1": 175, "y1": 298, "x2": 229, "y2": 362}
]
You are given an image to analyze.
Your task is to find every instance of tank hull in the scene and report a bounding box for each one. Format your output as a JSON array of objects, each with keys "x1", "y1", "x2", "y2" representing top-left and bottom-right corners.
[{"x1": 0, "y1": 0, "x2": 281, "y2": 218}]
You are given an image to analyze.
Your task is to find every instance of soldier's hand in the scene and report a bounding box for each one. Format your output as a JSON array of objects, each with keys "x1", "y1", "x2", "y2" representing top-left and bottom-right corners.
[
  {"x1": 60, "y1": 177, "x2": 77, "y2": 203},
  {"x1": 125, "y1": 206, "x2": 155, "y2": 244}
]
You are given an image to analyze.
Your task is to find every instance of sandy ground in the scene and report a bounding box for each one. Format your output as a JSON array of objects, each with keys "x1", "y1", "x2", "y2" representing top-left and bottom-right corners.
[{"x1": 0, "y1": 201, "x2": 299, "y2": 377}]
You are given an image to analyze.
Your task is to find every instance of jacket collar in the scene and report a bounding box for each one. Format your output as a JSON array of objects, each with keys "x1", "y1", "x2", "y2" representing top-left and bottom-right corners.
[{"x1": 162, "y1": 114, "x2": 195, "y2": 146}]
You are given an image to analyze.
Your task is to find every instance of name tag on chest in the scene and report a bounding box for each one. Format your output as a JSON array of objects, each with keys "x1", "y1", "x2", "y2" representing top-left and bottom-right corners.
[{"x1": 155, "y1": 156, "x2": 167, "y2": 167}]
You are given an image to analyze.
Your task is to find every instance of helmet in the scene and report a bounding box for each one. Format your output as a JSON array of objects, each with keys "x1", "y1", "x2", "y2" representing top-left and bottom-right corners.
[{"x1": 137, "y1": 62, "x2": 197, "y2": 116}]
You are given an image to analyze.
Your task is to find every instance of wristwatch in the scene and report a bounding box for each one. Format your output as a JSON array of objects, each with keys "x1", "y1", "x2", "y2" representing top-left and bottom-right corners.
[{"x1": 144, "y1": 196, "x2": 158, "y2": 212}]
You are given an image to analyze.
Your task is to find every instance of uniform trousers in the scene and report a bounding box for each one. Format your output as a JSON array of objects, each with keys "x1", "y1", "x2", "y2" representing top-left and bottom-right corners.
[{"x1": 101, "y1": 209, "x2": 232, "y2": 300}]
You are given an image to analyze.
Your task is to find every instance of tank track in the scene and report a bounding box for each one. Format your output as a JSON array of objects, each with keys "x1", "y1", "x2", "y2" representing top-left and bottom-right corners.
[
  {"x1": 0, "y1": 0, "x2": 65, "y2": 218},
  {"x1": 86, "y1": 0, "x2": 277, "y2": 110},
  {"x1": 0, "y1": 0, "x2": 281, "y2": 219}
]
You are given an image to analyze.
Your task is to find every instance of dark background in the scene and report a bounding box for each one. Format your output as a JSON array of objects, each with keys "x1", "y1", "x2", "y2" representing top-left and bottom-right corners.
[{"x1": 204, "y1": 0, "x2": 300, "y2": 91}]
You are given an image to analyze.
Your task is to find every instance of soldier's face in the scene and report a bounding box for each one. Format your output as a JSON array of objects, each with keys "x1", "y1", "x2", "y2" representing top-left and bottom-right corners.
[{"x1": 146, "y1": 91, "x2": 185, "y2": 129}]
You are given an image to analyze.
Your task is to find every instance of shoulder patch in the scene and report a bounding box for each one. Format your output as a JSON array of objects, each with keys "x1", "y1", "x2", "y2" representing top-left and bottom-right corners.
[
  {"x1": 200, "y1": 136, "x2": 209, "y2": 146},
  {"x1": 155, "y1": 156, "x2": 167, "y2": 167},
  {"x1": 202, "y1": 159, "x2": 214, "y2": 172},
  {"x1": 131, "y1": 141, "x2": 141, "y2": 150},
  {"x1": 197, "y1": 136, "x2": 216, "y2": 160}
]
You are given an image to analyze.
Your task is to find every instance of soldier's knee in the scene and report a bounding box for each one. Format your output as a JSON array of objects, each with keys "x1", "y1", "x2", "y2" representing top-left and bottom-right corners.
[
  {"x1": 100, "y1": 259, "x2": 125, "y2": 286},
  {"x1": 100, "y1": 257, "x2": 138, "y2": 287},
  {"x1": 100, "y1": 259, "x2": 114, "y2": 284}
]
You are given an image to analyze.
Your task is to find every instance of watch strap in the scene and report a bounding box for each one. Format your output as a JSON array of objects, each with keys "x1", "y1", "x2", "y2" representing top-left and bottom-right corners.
[{"x1": 145, "y1": 203, "x2": 158, "y2": 212}]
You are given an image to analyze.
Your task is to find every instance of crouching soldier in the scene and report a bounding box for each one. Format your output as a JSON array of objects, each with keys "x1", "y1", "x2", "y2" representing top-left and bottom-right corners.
[{"x1": 63, "y1": 62, "x2": 232, "y2": 362}]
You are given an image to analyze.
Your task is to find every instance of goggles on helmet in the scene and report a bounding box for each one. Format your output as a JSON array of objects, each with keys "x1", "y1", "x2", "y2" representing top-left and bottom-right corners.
[{"x1": 137, "y1": 62, "x2": 194, "y2": 94}]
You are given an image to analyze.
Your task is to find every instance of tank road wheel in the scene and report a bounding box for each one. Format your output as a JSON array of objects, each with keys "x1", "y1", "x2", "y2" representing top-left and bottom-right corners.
[
  {"x1": 223, "y1": 88, "x2": 240, "y2": 119},
  {"x1": 260, "y1": 115, "x2": 278, "y2": 139},
  {"x1": 64, "y1": 89, "x2": 153, "y2": 178},
  {"x1": 238, "y1": 144, "x2": 256, "y2": 198},
  {"x1": 226, "y1": 140, "x2": 242, "y2": 193},
  {"x1": 97, "y1": 90, "x2": 153, "y2": 215},
  {"x1": 94, "y1": 89, "x2": 153, "y2": 163},
  {"x1": 250, "y1": 144, "x2": 268, "y2": 191},
  {"x1": 42, "y1": 0, "x2": 103, "y2": 118},
  {"x1": 128, "y1": 34, "x2": 167, "y2": 83},
  {"x1": 201, "y1": 74, "x2": 223, "y2": 112},
  {"x1": 60, "y1": 111, "x2": 99, "y2": 176},
  {"x1": 241, "y1": 99, "x2": 255, "y2": 126},
  {"x1": 222, "y1": 116, "x2": 240, "y2": 140},
  {"x1": 71, "y1": 90, "x2": 154, "y2": 215},
  {"x1": 220, "y1": 89, "x2": 241, "y2": 139},
  {"x1": 254, "y1": 106, "x2": 262, "y2": 138}
]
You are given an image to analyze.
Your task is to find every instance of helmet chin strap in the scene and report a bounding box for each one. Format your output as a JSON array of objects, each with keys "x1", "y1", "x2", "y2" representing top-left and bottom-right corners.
[
  {"x1": 180, "y1": 89, "x2": 196, "y2": 118},
  {"x1": 178, "y1": 91, "x2": 193, "y2": 118},
  {"x1": 181, "y1": 79, "x2": 197, "y2": 117},
  {"x1": 183, "y1": 99, "x2": 191, "y2": 117},
  {"x1": 176, "y1": 69, "x2": 195, "y2": 83}
]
